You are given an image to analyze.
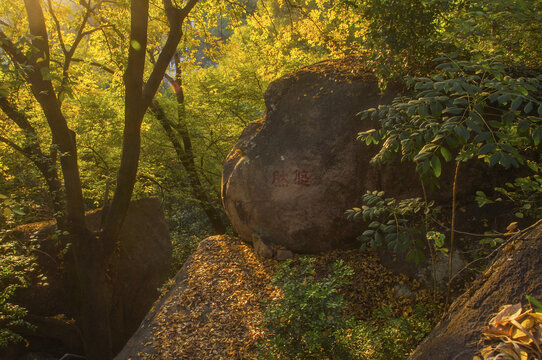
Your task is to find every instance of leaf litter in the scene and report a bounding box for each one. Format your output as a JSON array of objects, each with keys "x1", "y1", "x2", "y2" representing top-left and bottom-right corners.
[
  {"x1": 132, "y1": 235, "x2": 442, "y2": 359},
  {"x1": 476, "y1": 303, "x2": 542, "y2": 360}
]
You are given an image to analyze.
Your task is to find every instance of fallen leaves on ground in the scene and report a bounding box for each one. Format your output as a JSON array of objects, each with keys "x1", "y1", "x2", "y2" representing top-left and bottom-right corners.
[
  {"x1": 476, "y1": 303, "x2": 542, "y2": 360},
  {"x1": 133, "y1": 235, "x2": 441, "y2": 359}
]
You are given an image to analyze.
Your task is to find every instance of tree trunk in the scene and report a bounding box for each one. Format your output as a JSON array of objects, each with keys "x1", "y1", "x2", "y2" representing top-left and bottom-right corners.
[
  {"x1": 8, "y1": 1, "x2": 200, "y2": 359},
  {"x1": 23, "y1": 2, "x2": 112, "y2": 358},
  {"x1": 152, "y1": 101, "x2": 227, "y2": 234},
  {"x1": 72, "y1": 228, "x2": 113, "y2": 360}
]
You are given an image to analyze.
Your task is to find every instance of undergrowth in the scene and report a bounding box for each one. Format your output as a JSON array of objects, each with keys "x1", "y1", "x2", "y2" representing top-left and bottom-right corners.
[{"x1": 258, "y1": 257, "x2": 435, "y2": 360}]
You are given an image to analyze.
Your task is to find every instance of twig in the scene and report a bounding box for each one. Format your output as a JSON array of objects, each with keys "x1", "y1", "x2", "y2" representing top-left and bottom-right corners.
[
  {"x1": 431, "y1": 217, "x2": 505, "y2": 237},
  {"x1": 449, "y1": 218, "x2": 542, "y2": 284}
]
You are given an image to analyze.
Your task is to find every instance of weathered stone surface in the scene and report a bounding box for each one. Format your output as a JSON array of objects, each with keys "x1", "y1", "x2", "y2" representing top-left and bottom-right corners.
[
  {"x1": 252, "y1": 233, "x2": 274, "y2": 259},
  {"x1": 114, "y1": 235, "x2": 276, "y2": 360},
  {"x1": 409, "y1": 221, "x2": 542, "y2": 360},
  {"x1": 222, "y1": 57, "x2": 400, "y2": 253},
  {"x1": 275, "y1": 248, "x2": 294, "y2": 261},
  {"x1": 0, "y1": 198, "x2": 171, "y2": 359}
]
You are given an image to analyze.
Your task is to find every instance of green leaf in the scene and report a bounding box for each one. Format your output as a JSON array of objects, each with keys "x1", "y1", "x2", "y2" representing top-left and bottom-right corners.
[
  {"x1": 440, "y1": 147, "x2": 452, "y2": 162},
  {"x1": 431, "y1": 155, "x2": 442, "y2": 177},
  {"x1": 444, "y1": 107, "x2": 464, "y2": 115},
  {"x1": 474, "y1": 132, "x2": 492, "y2": 143},
  {"x1": 375, "y1": 231, "x2": 383, "y2": 245},
  {"x1": 418, "y1": 103, "x2": 428, "y2": 116},
  {"x1": 40, "y1": 67, "x2": 52, "y2": 81},
  {"x1": 510, "y1": 96, "x2": 523, "y2": 111},
  {"x1": 430, "y1": 101, "x2": 443, "y2": 116},
  {"x1": 478, "y1": 142, "x2": 497, "y2": 155},
  {"x1": 533, "y1": 128, "x2": 542, "y2": 146},
  {"x1": 524, "y1": 102, "x2": 533, "y2": 114},
  {"x1": 517, "y1": 119, "x2": 530, "y2": 135},
  {"x1": 131, "y1": 40, "x2": 142, "y2": 51},
  {"x1": 466, "y1": 119, "x2": 482, "y2": 133},
  {"x1": 501, "y1": 111, "x2": 515, "y2": 123},
  {"x1": 454, "y1": 125, "x2": 470, "y2": 141},
  {"x1": 526, "y1": 295, "x2": 542, "y2": 313},
  {"x1": 489, "y1": 152, "x2": 502, "y2": 166},
  {"x1": 497, "y1": 93, "x2": 511, "y2": 105}
]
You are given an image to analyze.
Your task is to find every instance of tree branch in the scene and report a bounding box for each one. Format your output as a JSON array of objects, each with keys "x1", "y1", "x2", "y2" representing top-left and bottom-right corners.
[
  {"x1": 46, "y1": 0, "x2": 69, "y2": 55},
  {"x1": 0, "y1": 96, "x2": 40, "y2": 139},
  {"x1": 0, "y1": 30, "x2": 31, "y2": 67},
  {"x1": 140, "y1": 0, "x2": 199, "y2": 111},
  {"x1": 0, "y1": 135, "x2": 28, "y2": 156},
  {"x1": 58, "y1": 0, "x2": 94, "y2": 102}
]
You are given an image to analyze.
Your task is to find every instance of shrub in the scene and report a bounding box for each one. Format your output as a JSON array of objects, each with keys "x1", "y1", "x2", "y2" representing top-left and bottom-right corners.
[
  {"x1": 340, "y1": 304, "x2": 435, "y2": 360},
  {"x1": 0, "y1": 236, "x2": 35, "y2": 348},
  {"x1": 258, "y1": 257, "x2": 354, "y2": 360}
]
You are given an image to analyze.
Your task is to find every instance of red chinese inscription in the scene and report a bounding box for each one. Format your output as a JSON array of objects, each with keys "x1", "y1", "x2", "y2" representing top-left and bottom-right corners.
[
  {"x1": 293, "y1": 170, "x2": 310, "y2": 187},
  {"x1": 272, "y1": 169, "x2": 311, "y2": 187},
  {"x1": 272, "y1": 171, "x2": 289, "y2": 187}
]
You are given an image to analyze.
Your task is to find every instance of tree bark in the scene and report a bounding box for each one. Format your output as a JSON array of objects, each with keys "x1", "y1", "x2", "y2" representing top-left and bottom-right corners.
[{"x1": 23, "y1": 2, "x2": 115, "y2": 358}]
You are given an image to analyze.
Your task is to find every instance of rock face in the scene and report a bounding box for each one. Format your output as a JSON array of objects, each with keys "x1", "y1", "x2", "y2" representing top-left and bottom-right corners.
[
  {"x1": 409, "y1": 221, "x2": 542, "y2": 360},
  {"x1": 222, "y1": 57, "x2": 401, "y2": 253},
  {"x1": 0, "y1": 198, "x2": 171, "y2": 359}
]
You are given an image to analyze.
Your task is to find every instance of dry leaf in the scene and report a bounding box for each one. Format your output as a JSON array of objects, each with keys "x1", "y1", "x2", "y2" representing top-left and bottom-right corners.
[{"x1": 491, "y1": 303, "x2": 523, "y2": 326}]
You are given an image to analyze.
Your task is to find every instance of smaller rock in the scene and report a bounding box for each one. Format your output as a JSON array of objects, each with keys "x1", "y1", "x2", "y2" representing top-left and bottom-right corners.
[
  {"x1": 275, "y1": 249, "x2": 293, "y2": 261},
  {"x1": 393, "y1": 284, "x2": 416, "y2": 299},
  {"x1": 252, "y1": 234, "x2": 274, "y2": 259}
]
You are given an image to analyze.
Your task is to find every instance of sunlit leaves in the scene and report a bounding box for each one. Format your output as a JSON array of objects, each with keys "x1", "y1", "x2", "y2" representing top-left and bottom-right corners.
[
  {"x1": 346, "y1": 190, "x2": 439, "y2": 264},
  {"x1": 259, "y1": 257, "x2": 354, "y2": 359},
  {"x1": 359, "y1": 56, "x2": 542, "y2": 184}
]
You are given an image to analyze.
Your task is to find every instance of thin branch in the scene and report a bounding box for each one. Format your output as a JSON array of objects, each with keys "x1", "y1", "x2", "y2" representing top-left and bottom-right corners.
[
  {"x1": 81, "y1": 24, "x2": 114, "y2": 37},
  {"x1": 0, "y1": 30, "x2": 30, "y2": 67},
  {"x1": 0, "y1": 97, "x2": 39, "y2": 136},
  {"x1": 58, "y1": 0, "x2": 94, "y2": 102},
  {"x1": 60, "y1": 58, "x2": 115, "y2": 74},
  {"x1": 46, "y1": 0, "x2": 68, "y2": 55},
  {"x1": 449, "y1": 218, "x2": 542, "y2": 284},
  {"x1": 0, "y1": 135, "x2": 27, "y2": 155}
]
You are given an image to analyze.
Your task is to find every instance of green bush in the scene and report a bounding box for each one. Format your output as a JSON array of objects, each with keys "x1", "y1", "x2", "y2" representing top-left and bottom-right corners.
[
  {"x1": 340, "y1": 304, "x2": 435, "y2": 360},
  {"x1": 0, "y1": 237, "x2": 35, "y2": 348},
  {"x1": 258, "y1": 257, "x2": 354, "y2": 360}
]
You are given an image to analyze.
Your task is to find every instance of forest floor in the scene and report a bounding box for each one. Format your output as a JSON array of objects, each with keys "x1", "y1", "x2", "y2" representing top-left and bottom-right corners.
[{"x1": 119, "y1": 235, "x2": 444, "y2": 360}]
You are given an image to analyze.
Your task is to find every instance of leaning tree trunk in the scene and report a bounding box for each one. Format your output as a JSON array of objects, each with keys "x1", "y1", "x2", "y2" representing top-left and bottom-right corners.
[{"x1": 152, "y1": 101, "x2": 227, "y2": 234}]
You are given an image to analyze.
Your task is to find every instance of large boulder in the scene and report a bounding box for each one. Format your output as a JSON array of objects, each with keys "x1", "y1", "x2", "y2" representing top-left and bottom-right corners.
[
  {"x1": 1, "y1": 198, "x2": 171, "y2": 359},
  {"x1": 409, "y1": 221, "x2": 542, "y2": 360},
  {"x1": 222, "y1": 57, "x2": 521, "y2": 256},
  {"x1": 222, "y1": 57, "x2": 401, "y2": 253}
]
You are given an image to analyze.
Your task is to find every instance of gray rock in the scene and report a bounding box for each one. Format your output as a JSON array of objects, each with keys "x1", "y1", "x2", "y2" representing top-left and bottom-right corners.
[
  {"x1": 409, "y1": 223, "x2": 542, "y2": 360},
  {"x1": 222, "y1": 56, "x2": 401, "y2": 253},
  {"x1": 275, "y1": 249, "x2": 294, "y2": 261},
  {"x1": 1, "y1": 198, "x2": 171, "y2": 358},
  {"x1": 252, "y1": 233, "x2": 274, "y2": 259}
]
